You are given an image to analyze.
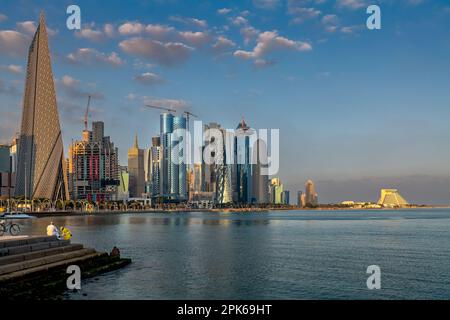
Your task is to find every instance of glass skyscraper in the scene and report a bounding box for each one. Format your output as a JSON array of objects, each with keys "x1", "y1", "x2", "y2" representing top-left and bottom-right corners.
[
  {"x1": 234, "y1": 119, "x2": 253, "y2": 203},
  {"x1": 160, "y1": 113, "x2": 187, "y2": 201}
]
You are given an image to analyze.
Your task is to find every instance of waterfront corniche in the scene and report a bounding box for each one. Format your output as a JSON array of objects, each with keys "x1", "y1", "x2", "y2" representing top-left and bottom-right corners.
[{"x1": 0, "y1": 235, "x2": 131, "y2": 299}]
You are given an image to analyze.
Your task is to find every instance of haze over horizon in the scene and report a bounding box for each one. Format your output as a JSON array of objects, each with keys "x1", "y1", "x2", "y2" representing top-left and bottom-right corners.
[{"x1": 1, "y1": 0, "x2": 449, "y2": 204}]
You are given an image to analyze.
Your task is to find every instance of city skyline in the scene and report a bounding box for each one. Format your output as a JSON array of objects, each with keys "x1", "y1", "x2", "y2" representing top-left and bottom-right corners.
[{"x1": 1, "y1": 1, "x2": 450, "y2": 204}]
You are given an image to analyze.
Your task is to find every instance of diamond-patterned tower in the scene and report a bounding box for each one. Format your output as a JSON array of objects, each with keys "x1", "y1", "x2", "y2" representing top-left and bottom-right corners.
[{"x1": 15, "y1": 12, "x2": 69, "y2": 201}]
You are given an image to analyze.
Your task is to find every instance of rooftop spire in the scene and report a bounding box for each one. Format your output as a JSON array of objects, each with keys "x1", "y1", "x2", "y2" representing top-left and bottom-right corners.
[
  {"x1": 39, "y1": 11, "x2": 45, "y2": 24},
  {"x1": 134, "y1": 133, "x2": 139, "y2": 149}
]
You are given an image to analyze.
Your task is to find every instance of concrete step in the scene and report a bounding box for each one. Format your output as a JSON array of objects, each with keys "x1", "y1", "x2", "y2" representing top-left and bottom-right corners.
[
  {"x1": 0, "y1": 239, "x2": 70, "y2": 257},
  {"x1": 0, "y1": 248, "x2": 96, "y2": 276},
  {"x1": 0, "y1": 251, "x2": 107, "y2": 283},
  {"x1": 0, "y1": 236, "x2": 58, "y2": 249},
  {"x1": 0, "y1": 244, "x2": 84, "y2": 266}
]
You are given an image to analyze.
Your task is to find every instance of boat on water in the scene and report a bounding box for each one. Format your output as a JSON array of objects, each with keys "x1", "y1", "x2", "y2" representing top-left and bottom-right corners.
[{"x1": 0, "y1": 212, "x2": 36, "y2": 220}]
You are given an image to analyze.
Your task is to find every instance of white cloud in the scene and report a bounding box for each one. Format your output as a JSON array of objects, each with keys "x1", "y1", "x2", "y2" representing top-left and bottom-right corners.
[
  {"x1": 59, "y1": 75, "x2": 104, "y2": 99},
  {"x1": 212, "y1": 36, "x2": 236, "y2": 54},
  {"x1": 133, "y1": 72, "x2": 164, "y2": 85},
  {"x1": 145, "y1": 24, "x2": 176, "y2": 38},
  {"x1": 143, "y1": 96, "x2": 190, "y2": 109},
  {"x1": 169, "y1": 16, "x2": 208, "y2": 29},
  {"x1": 119, "y1": 38, "x2": 193, "y2": 66},
  {"x1": 217, "y1": 8, "x2": 232, "y2": 15},
  {"x1": 340, "y1": 25, "x2": 362, "y2": 34},
  {"x1": 76, "y1": 23, "x2": 116, "y2": 41},
  {"x1": 0, "y1": 30, "x2": 28, "y2": 57},
  {"x1": 16, "y1": 21, "x2": 57, "y2": 36},
  {"x1": 241, "y1": 26, "x2": 260, "y2": 45},
  {"x1": 234, "y1": 30, "x2": 312, "y2": 64},
  {"x1": 76, "y1": 28, "x2": 104, "y2": 42},
  {"x1": 67, "y1": 48, "x2": 125, "y2": 67},
  {"x1": 118, "y1": 22, "x2": 145, "y2": 35},
  {"x1": 178, "y1": 31, "x2": 210, "y2": 47},
  {"x1": 0, "y1": 64, "x2": 23, "y2": 74},
  {"x1": 230, "y1": 16, "x2": 249, "y2": 27},
  {"x1": 118, "y1": 22, "x2": 211, "y2": 48},
  {"x1": 322, "y1": 14, "x2": 340, "y2": 33},
  {"x1": 288, "y1": 7, "x2": 322, "y2": 24},
  {"x1": 336, "y1": 0, "x2": 367, "y2": 10},
  {"x1": 0, "y1": 13, "x2": 7, "y2": 23}
]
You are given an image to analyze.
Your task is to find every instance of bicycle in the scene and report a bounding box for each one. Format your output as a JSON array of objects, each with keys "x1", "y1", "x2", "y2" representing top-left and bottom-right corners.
[{"x1": 0, "y1": 220, "x2": 21, "y2": 236}]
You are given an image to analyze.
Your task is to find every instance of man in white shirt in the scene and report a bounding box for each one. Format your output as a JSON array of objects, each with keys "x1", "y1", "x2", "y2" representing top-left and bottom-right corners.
[{"x1": 47, "y1": 222, "x2": 60, "y2": 238}]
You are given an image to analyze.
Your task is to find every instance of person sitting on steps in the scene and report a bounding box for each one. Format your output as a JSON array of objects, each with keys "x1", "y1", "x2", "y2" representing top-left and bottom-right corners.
[
  {"x1": 46, "y1": 222, "x2": 60, "y2": 238},
  {"x1": 60, "y1": 226, "x2": 72, "y2": 240}
]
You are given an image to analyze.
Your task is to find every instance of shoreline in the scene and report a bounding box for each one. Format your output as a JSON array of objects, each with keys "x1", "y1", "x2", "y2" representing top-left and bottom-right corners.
[{"x1": 17, "y1": 205, "x2": 450, "y2": 218}]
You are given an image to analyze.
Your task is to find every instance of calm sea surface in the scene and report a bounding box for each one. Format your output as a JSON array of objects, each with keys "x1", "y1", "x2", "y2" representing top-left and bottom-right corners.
[{"x1": 17, "y1": 209, "x2": 450, "y2": 299}]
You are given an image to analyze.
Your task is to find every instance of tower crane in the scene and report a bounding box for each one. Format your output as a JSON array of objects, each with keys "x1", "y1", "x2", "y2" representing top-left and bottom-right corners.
[
  {"x1": 183, "y1": 111, "x2": 198, "y2": 133},
  {"x1": 84, "y1": 95, "x2": 91, "y2": 131},
  {"x1": 145, "y1": 105, "x2": 177, "y2": 113}
]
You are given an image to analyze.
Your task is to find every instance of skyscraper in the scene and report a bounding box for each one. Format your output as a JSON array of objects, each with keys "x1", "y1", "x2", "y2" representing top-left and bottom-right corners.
[
  {"x1": 68, "y1": 121, "x2": 119, "y2": 201},
  {"x1": 251, "y1": 138, "x2": 269, "y2": 204},
  {"x1": 305, "y1": 179, "x2": 319, "y2": 206},
  {"x1": 160, "y1": 113, "x2": 187, "y2": 201},
  {"x1": 0, "y1": 144, "x2": 15, "y2": 199},
  {"x1": 213, "y1": 124, "x2": 233, "y2": 204},
  {"x1": 297, "y1": 191, "x2": 306, "y2": 207},
  {"x1": 281, "y1": 190, "x2": 290, "y2": 205},
  {"x1": 128, "y1": 134, "x2": 145, "y2": 198},
  {"x1": 150, "y1": 136, "x2": 162, "y2": 197},
  {"x1": 269, "y1": 178, "x2": 283, "y2": 204},
  {"x1": 234, "y1": 119, "x2": 253, "y2": 203},
  {"x1": 15, "y1": 12, "x2": 69, "y2": 201}
]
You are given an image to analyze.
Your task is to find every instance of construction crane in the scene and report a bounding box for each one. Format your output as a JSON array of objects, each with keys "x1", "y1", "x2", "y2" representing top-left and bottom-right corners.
[
  {"x1": 84, "y1": 95, "x2": 91, "y2": 131},
  {"x1": 183, "y1": 111, "x2": 198, "y2": 133},
  {"x1": 183, "y1": 111, "x2": 198, "y2": 122},
  {"x1": 145, "y1": 104, "x2": 177, "y2": 113}
]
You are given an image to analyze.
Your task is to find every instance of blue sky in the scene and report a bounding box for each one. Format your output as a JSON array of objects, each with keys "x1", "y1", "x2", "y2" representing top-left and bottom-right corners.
[{"x1": 1, "y1": 0, "x2": 449, "y2": 203}]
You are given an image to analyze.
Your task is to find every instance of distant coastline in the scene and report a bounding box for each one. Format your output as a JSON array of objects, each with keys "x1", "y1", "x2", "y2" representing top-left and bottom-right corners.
[{"x1": 18, "y1": 205, "x2": 450, "y2": 218}]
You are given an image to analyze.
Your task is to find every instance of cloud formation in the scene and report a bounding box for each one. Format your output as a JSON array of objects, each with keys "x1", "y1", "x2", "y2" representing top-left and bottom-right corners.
[
  {"x1": 73, "y1": 23, "x2": 115, "y2": 42},
  {"x1": 58, "y1": 75, "x2": 104, "y2": 100},
  {"x1": 336, "y1": 0, "x2": 367, "y2": 10},
  {"x1": 234, "y1": 30, "x2": 312, "y2": 66},
  {"x1": 67, "y1": 48, "x2": 125, "y2": 67},
  {"x1": 212, "y1": 36, "x2": 236, "y2": 55},
  {"x1": 133, "y1": 72, "x2": 164, "y2": 85},
  {"x1": 0, "y1": 30, "x2": 28, "y2": 57},
  {"x1": 119, "y1": 38, "x2": 193, "y2": 66},
  {"x1": 16, "y1": 21, "x2": 57, "y2": 36},
  {"x1": 217, "y1": 8, "x2": 232, "y2": 15},
  {"x1": 169, "y1": 16, "x2": 208, "y2": 29},
  {"x1": 0, "y1": 64, "x2": 23, "y2": 74}
]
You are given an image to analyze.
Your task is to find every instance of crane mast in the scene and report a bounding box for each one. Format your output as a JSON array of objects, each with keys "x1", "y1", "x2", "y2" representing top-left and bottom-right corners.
[{"x1": 84, "y1": 95, "x2": 91, "y2": 131}]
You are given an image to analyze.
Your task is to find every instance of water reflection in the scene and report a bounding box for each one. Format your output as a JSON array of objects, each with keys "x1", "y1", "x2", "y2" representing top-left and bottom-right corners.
[{"x1": 11, "y1": 209, "x2": 450, "y2": 300}]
